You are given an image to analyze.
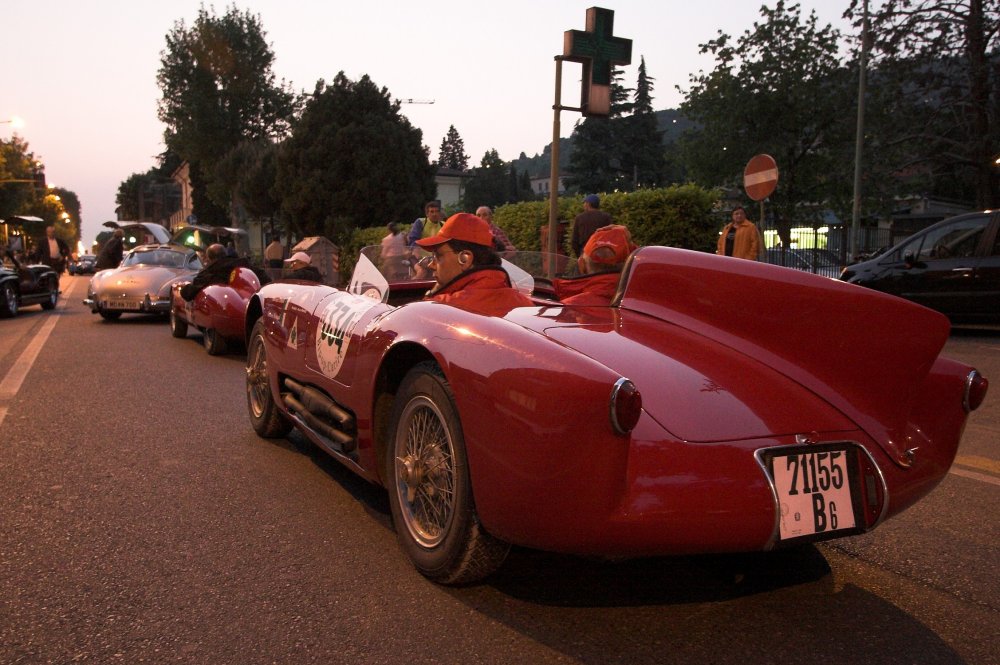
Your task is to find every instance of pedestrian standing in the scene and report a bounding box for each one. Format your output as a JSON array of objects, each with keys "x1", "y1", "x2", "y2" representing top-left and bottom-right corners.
[
  {"x1": 716, "y1": 206, "x2": 761, "y2": 261},
  {"x1": 571, "y1": 195, "x2": 612, "y2": 257},
  {"x1": 94, "y1": 228, "x2": 124, "y2": 271},
  {"x1": 475, "y1": 206, "x2": 516, "y2": 252},
  {"x1": 406, "y1": 201, "x2": 444, "y2": 247}
]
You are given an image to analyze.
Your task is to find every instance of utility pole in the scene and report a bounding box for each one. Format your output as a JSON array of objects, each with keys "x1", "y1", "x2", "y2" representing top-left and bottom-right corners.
[{"x1": 851, "y1": 0, "x2": 870, "y2": 262}]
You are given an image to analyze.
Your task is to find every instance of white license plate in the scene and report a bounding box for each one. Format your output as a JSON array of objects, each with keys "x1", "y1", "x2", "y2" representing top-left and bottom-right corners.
[
  {"x1": 771, "y1": 448, "x2": 856, "y2": 540},
  {"x1": 103, "y1": 299, "x2": 141, "y2": 311}
]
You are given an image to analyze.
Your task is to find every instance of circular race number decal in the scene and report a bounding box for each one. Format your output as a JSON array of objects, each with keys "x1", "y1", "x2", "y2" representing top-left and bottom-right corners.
[{"x1": 315, "y1": 293, "x2": 380, "y2": 378}]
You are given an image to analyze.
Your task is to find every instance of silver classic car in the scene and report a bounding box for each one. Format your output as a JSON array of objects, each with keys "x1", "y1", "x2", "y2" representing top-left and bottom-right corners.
[{"x1": 84, "y1": 244, "x2": 202, "y2": 320}]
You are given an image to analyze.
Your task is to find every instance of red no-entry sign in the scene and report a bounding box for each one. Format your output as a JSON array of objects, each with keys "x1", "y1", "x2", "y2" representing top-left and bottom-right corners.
[{"x1": 744, "y1": 154, "x2": 779, "y2": 201}]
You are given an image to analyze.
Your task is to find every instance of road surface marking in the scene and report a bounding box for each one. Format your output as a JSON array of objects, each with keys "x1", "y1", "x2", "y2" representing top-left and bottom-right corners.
[
  {"x1": 949, "y1": 467, "x2": 1000, "y2": 487},
  {"x1": 953, "y1": 454, "x2": 1000, "y2": 475},
  {"x1": 0, "y1": 279, "x2": 76, "y2": 427}
]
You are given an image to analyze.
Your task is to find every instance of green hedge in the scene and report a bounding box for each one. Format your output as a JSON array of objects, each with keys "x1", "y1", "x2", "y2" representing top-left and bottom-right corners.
[
  {"x1": 496, "y1": 184, "x2": 720, "y2": 255},
  {"x1": 337, "y1": 184, "x2": 720, "y2": 280}
]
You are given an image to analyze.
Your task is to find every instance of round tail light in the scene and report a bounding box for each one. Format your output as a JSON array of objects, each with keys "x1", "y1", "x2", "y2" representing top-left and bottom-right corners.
[
  {"x1": 610, "y1": 378, "x2": 642, "y2": 435},
  {"x1": 964, "y1": 370, "x2": 988, "y2": 413}
]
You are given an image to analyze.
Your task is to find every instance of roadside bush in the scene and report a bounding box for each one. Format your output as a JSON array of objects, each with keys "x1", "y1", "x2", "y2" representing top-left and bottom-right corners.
[
  {"x1": 337, "y1": 184, "x2": 720, "y2": 280},
  {"x1": 495, "y1": 184, "x2": 720, "y2": 256}
]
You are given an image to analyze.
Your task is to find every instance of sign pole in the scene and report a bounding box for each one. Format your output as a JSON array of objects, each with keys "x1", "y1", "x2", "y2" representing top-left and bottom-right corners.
[
  {"x1": 547, "y1": 57, "x2": 563, "y2": 260},
  {"x1": 543, "y1": 8, "x2": 631, "y2": 277}
]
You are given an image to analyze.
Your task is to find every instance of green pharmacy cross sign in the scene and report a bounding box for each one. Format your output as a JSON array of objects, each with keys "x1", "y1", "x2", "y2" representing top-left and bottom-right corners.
[{"x1": 563, "y1": 7, "x2": 632, "y2": 116}]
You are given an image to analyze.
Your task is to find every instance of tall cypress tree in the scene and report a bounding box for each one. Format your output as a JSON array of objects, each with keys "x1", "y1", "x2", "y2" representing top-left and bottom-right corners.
[
  {"x1": 437, "y1": 125, "x2": 469, "y2": 171},
  {"x1": 624, "y1": 57, "x2": 666, "y2": 188}
]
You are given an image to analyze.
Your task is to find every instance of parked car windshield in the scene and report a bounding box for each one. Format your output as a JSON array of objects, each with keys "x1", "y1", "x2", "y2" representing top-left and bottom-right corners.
[
  {"x1": 122, "y1": 249, "x2": 201, "y2": 269},
  {"x1": 885, "y1": 215, "x2": 988, "y2": 263}
]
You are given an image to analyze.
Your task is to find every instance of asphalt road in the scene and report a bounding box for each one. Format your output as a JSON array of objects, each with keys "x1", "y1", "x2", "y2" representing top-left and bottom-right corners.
[{"x1": 1, "y1": 276, "x2": 997, "y2": 664}]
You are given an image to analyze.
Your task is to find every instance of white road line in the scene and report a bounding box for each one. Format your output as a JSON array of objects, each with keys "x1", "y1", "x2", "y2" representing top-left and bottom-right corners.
[
  {"x1": 949, "y1": 467, "x2": 1000, "y2": 487},
  {"x1": 0, "y1": 279, "x2": 76, "y2": 427}
]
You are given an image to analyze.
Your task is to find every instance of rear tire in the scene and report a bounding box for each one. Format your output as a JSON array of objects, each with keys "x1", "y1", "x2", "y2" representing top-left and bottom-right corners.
[
  {"x1": 0, "y1": 282, "x2": 17, "y2": 318},
  {"x1": 203, "y1": 328, "x2": 227, "y2": 355},
  {"x1": 386, "y1": 361, "x2": 509, "y2": 584},
  {"x1": 170, "y1": 308, "x2": 188, "y2": 338},
  {"x1": 246, "y1": 319, "x2": 293, "y2": 438},
  {"x1": 40, "y1": 278, "x2": 58, "y2": 310}
]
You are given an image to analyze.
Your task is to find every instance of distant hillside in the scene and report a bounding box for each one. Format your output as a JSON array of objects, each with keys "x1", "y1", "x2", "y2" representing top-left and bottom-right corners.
[{"x1": 511, "y1": 108, "x2": 695, "y2": 178}]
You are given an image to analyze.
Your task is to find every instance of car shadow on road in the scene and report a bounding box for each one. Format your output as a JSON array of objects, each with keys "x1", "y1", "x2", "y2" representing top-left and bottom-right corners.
[
  {"x1": 449, "y1": 547, "x2": 965, "y2": 664},
  {"x1": 279, "y1": 429, "x2": 393, "y2": 530},
  {"x1": 488, "y1": 545, "x2": 832, "y2": 606},
  {"x1": 950, "y1": 324, "x2": 1000, "y2": 338}
]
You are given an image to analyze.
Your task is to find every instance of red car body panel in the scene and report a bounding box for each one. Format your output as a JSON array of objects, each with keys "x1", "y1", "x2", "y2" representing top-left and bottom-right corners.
[
  {"x1": 172, "y1": 267, "x2": 261, "y2": 342},
  {"x1": 246, "y1": 246, "x2": 981, "y2": 558}
]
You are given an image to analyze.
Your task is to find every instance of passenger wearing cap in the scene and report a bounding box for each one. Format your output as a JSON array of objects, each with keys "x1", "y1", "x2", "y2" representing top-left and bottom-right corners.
[
  {"x1": 415, "y1": 213, "x2": 533, "y2": 313},
  {"x1": 554, "y1": 225, "x2": 637, "y2": 306},
  {"x1": 283, "y1": 251, "x2": 323, "y2": 282}
]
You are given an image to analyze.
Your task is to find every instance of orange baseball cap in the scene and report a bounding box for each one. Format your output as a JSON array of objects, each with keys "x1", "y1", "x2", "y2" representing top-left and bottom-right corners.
[
  {"x1": 583, "y1": 225, "x2": 637, "y2": 265},
  {"x1": 415, "y1": 212, "x2": 494, "y2": 249}
]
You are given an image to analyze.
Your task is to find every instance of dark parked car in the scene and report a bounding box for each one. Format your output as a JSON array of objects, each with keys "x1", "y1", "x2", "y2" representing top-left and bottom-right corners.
[
  {"x1": 69, "y1": 254, "x2": 97, "y2": 275},
  {"x1": 840, "y1": 210, "x2": 1000, "y2": 321},
  {"x1": 1, "y1": 250, "x2": 60, "y2": 317}
]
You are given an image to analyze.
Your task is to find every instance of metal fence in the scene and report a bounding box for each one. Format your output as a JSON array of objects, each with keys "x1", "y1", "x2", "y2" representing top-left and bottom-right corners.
[{"x1": 757, "y1": 220, "x2": 896, "y2": 278}]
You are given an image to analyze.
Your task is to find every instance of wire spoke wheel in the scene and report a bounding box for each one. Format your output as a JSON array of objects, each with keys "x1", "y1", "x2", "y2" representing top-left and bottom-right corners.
[
  {"x1": 395, "y1": 396, "x2": 456, "y2": 548},
  {"x1": 386, "y1": 362, "x2": 509, "y2": 584},
  {"x1": 246, "y1": 331, "x2": 270, "y2": 420},
  {"x1": 245, "y1": 319, "x2": 292, "y2": 438}
]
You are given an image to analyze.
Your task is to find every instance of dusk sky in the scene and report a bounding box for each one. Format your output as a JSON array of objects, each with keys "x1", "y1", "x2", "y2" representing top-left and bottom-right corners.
[{"x1": 1, "y1": 1, "x2": 855, "y2": 247}]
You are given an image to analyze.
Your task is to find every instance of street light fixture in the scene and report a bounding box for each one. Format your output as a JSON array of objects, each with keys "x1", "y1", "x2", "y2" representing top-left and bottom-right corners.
[{"x1": 1, "y1": 116, "x2": 25, "y2": 130}]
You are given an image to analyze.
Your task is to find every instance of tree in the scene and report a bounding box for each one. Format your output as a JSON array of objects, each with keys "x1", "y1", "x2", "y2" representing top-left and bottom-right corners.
[
  {"x1": 0, "y1": 135, "x2": 39, "y2": 221},
  {"x1": 623, "y1": 57, "x2": 667, "y2": 188},
  {"x1": 508, "y1": 165, "x2": 537, "y2": 203},
  {"x1": 157, "y1": 5, "x2": 299, "y2": 224},
  {"x1": 115, "y1": 151, "x2": 184, "y2": 224},
  {"x1": 51, "y1": 187, "x2": 82, "y2": 247},
  {"x1": 461, "y1": 149, "x2": 509, "y2": 209},
  {"x1": 565, "y1": 69, "x2": 634, "y2": 193},
  {"x1": 846, "y1": 0, "x2": 1000, "y2": 208},
  {"x1": 437, "y1": 125, "x2": 469, "y2": 170},
  {"x1": 115, "y1": 173, "x2": 148, "y2": 221},
  {"x1": 679, "y1": 1, "x2": 853, "y2": 230},
  {"x1": 275, "y1": 73, "x2": 436, "y2": 240}
]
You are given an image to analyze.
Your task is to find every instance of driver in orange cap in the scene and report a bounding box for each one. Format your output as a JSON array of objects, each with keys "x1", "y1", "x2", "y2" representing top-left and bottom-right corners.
[
  {"x1": 415, "y1": 212, "x2": 533, "y2": 313},
  {"x1": 554, "y1": 224, "x2": 637, "y2": 306}
]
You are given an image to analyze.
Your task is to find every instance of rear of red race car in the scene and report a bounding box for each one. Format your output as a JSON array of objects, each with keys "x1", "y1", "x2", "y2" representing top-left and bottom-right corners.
[{"x1": 457, "y1": 247, "x2": 986, "y2": 557}]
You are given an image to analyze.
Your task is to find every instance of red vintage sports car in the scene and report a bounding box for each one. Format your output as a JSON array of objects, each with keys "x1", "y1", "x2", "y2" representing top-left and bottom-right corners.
[
  {"x1": 243, "y1": 245, "x2": 987, "y2": 584},
  {"x1": 170, "y1": 266, "x2": 262, "y2": 355}
]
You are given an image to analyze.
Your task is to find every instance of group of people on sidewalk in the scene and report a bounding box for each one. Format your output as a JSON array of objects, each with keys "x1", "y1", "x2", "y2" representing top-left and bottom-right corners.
[
  {"x1": 382, "y1": 194, "x2": 763, "y2": 313},
  {"x1": 176, "y1": 195, "x2": 763, "y2": 317}
]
